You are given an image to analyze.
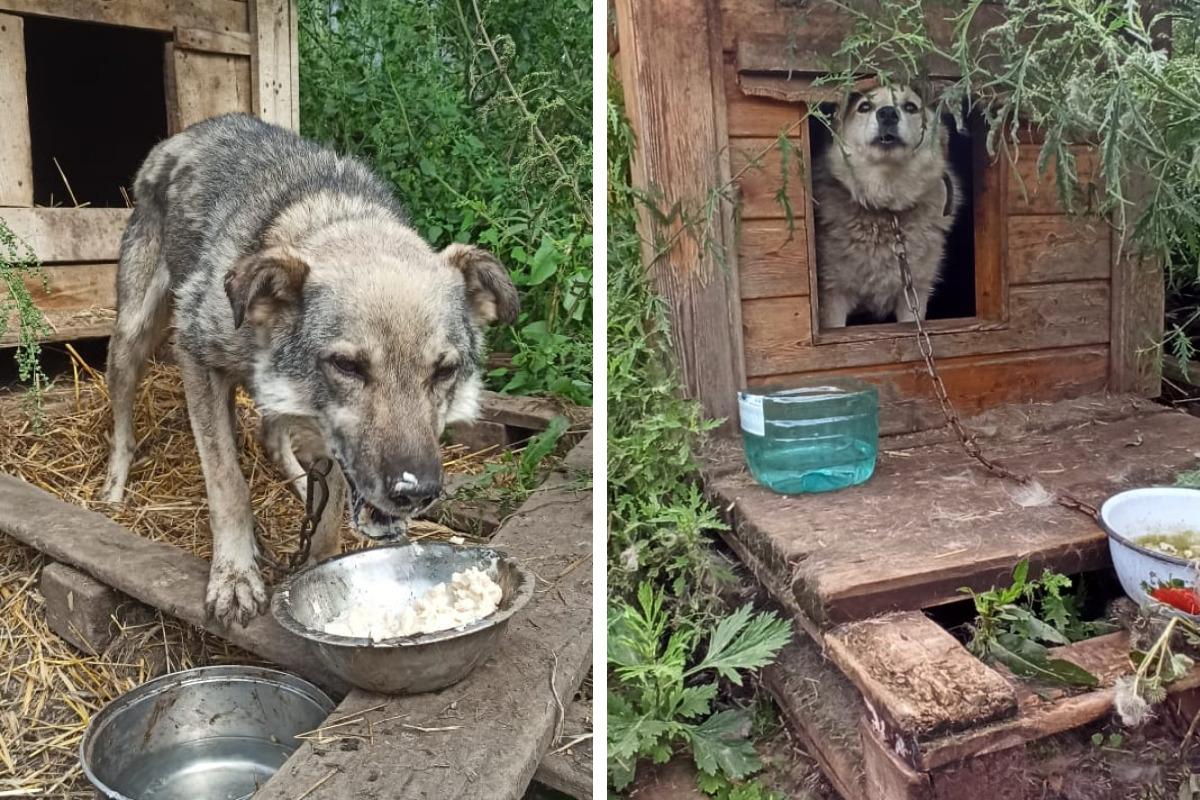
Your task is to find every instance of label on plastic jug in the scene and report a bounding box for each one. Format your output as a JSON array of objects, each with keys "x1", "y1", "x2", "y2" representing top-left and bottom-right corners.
[{"x1": 738, "y1": 394, "x2": 764, "y2": 436}]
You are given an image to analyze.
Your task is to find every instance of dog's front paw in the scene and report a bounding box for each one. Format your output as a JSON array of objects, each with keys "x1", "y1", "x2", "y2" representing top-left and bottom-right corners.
[
  {"x1": 99, "y1": 473, "x2": 126, "y2": 505},
  {"x1": 205, "y1": 561, "x2": 268, "y2": 627}
]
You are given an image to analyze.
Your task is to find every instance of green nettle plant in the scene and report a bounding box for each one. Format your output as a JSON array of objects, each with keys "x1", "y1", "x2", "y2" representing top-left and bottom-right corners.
[
  {"x1": 0, "y1": 219, "x2": 50, "y2": 414},
  {"x1": 297, "y1": 0, "x2": 592, "y2": 404},
  {"x1": 819, "y1": 0, "x2": 1200, "y2": 363},
  {"x1": 608, "y1": 583, "x2": 792, "y2": 792}
]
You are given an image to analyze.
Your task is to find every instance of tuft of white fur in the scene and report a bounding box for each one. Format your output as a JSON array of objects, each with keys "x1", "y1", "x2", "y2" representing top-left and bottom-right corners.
[
  {"x1": 446, "y1": 373, "x2": 483, "y2": 424},
  {"x1": 1007, "y1": 480, "x2": 1056, "y2": 508}
]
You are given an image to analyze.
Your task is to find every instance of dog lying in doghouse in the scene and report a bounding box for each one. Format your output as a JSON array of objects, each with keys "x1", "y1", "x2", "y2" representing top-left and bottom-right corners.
[
  {"x1": 101, "y1": 113, "x2": 518, "y2": 626},
  {"x1": 812, "y1": 83, "x2": 961, "y2": 328}
]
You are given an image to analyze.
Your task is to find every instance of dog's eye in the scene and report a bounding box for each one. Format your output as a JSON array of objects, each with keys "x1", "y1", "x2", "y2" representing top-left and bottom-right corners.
[
  {"x1": 432, "y1": 362, "x2": 458, "y2": 384},
  {"x1": 857, "y1": 101, "x2": 873, "y2": 113},
  {"x1": 327, "y1": 354, "x2": 365, "y2": 380},
  {"x1": 903, "y1": 101, "x2": 919, "y2": 114}
]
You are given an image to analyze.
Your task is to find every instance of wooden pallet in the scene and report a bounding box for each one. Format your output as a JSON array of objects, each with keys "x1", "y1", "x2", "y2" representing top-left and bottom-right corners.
[{"x1": 708, "y1": 395, "x2": 1200, "y2": 799}]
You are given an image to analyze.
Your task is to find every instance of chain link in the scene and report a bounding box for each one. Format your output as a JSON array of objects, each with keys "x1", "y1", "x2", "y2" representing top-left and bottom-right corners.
[
  {"x1": 258, "y1": 456, "x2": 335, "y2": 574},
  {"x1": 887, "y1": 214, "x2": 1100, "y2": 521}
]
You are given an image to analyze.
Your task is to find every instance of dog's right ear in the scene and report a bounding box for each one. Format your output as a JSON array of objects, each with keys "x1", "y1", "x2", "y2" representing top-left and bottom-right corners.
[{"x1": 224, "y1": 248, "x2": 309, "y2": 329}]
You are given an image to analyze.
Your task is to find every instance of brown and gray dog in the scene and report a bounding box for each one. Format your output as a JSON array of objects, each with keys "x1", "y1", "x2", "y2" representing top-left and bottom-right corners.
[
  {"x1": 812, "y1": 84, "x2": 960, "y2": 328},
  {"x1": 101, "y1": 114, "x2": 518, "y2": 626}
]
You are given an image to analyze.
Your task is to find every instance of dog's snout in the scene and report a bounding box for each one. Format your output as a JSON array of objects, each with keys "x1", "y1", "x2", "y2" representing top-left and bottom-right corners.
[
  {"x1": 876, "y1": 105, "x2": 899, "y2": 125},
  {"x1": 387, "y1": 471, "x2": 442, "y2": 510}
]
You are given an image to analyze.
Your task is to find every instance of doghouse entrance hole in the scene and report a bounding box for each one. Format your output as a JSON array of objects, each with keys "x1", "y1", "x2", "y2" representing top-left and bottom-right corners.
[
  {"x1": 808, "y1": 101, "x2": 988, "y2": 329},
  {"x1": 927, "y1": 567, "x2": 1126, "y2": 648},
  {"x1": 24, "y1": 17, "x2": 168, "y2": 208}
]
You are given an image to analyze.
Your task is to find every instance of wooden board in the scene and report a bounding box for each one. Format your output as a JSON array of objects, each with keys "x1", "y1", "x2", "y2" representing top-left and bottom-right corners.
[
  {"x1": 172, "y1": 46, "x2": 253, "y2": 129},
  {"x1": 0, "y1": 208, "x2": 130, "y2": 262},
  {"x1": 174, "y1": 25, "x2": 252, "y2": 56},
  {"x1": 708, "y1": 396, "x2": 1200, "y2": 625},
  {"x1": 0, "y1": 0, "x2": 249, "y2": 33},
  {"x1": 614, "y1": 0, "x2": 746, "y2": 427},
  {"x1": 1109, "y1": 175, "x2": 1163, "y2": 397},
  {"x1": 0, "y1": 14, "x2": 31, "y2": 207},
  {"x1": 1008, "y1": 215, "x2": 1111, "y2": 285},
  {"x1": 736, "y1": 219, "x2": 809, "y2": 300},
  {"x1": 729, "y1": 135, "x2": 808, "y2": 221},
  {"x1": 0, "y1": 475, "x2": 349, "y2": 694},
  {"x1": 256, "y1": 450, "x2": 593, "y2": 798},
  {"x1": 825, "y1": 612, "x2": 1017, "y2": 754},
  {"x1": 532, "y1": 698, "x2": 593, "y2": 800},
  {"x1": 1006, "y1": 145, "x2": 1099, "y2": 215},
  {"x1": 743, "y1": 281, "x2": 1110, "y2": 378},
  {"x1": 724, "y1": 63, "x2": 803, "y2": 138},
  {"x1": 249, "y1": 0, "x2": 298, "y2": 130},
  {"x1": 751, "y1": 346, "x2": 1111, "y2": 436},
  {"x1": 1, "y1": 262, "x2": 117, "y2": 346}
]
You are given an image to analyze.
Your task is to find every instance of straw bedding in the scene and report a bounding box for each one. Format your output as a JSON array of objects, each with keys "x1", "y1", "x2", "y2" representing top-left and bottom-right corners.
[{"x1": 0, "y1": 353, "x2": 492, "y2": 795}]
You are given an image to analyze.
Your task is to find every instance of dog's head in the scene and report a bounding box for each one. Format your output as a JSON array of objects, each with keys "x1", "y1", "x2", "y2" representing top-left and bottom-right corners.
[
  {"x1": 835, "y1": 84, "x2": 941, "y2": 164},
  {"x1": 225, "y1": 221, "x2": 518, "y2": 541}
]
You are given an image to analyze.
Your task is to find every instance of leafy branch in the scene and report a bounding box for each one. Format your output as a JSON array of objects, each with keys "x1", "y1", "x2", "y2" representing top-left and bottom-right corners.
[{"x1": 0, "y1": 218, "x2": 50, "y2": 418}]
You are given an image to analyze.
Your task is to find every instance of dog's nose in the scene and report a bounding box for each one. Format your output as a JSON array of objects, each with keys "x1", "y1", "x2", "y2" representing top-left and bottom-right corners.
[
  {"x1": 388, "y1": 473, "x2": 442, "y2": 511},
  {"x1": 876, "y1": 106, "x2": 899, "y2": 125}
]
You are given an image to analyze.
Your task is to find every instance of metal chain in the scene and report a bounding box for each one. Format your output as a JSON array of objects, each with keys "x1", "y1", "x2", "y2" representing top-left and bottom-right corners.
[
  {"x1": 258, "y1": 456, "x2": 335, "y2": 574},
  {"x1": 887, "y1": 214, "x2": 1100, "y2": 521}
]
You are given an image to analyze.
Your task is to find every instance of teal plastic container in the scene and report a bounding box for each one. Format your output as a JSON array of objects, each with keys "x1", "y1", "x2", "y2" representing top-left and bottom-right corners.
[{"x1": 738, "y1": 379, "x2": 879, "y2": 494}]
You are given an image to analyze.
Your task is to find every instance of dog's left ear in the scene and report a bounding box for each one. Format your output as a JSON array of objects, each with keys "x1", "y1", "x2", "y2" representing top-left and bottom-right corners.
[
  {"x1": 443, "y1": 244, "x2": 519, "y2": 326},
  {"x1": 224, "y1": 248, "x2": 310, "y2": 328}
]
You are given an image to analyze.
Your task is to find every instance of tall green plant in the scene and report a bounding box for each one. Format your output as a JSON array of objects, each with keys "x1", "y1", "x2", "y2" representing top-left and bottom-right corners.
[
  {"x1": 298, "y1": 0, "x2": 591, "y2": 403},
  {"x1": 0, "y1": 219, "x2": 50, "y2": 414}
]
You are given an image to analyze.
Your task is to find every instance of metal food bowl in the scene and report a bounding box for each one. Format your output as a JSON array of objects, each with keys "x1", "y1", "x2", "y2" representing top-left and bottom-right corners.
[
  {"x1": 81, "y1": 665, "x2": 333, "y2": 799},
  {"x1": 271, "y1": 542, "x2": 534, "y2": 694}
]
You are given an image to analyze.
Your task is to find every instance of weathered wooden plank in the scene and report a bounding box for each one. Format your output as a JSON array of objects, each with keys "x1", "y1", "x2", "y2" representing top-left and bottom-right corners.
[
  {"x1": 860, "y1": 717, "x2": 932, "y2": 800},
  {"x1": 175, "y1": 25, "x2": 252, "y2": 55},
  {"x1": 478, "y1": 390, "x2": 570, "y2": 430},
  {"x1": 0, "y1": 0, "x2": 249, "y2": 33},
  {"x1": 1006, "y1": 144, "x2": 1099, "y2": 215},
  {"x1": 729, "y1": 135, "x2": 808, "y2": 220},
  {"x1": 532, "y1": 699, "x2": 593, "y2": 800},
  {"x1": 1008, "y1": 215, "x2": 1111, "y2": 285},
  {"x1": 0, "y1": 475, "x2": 349, "y2": 694},
  {"x1": 1109, "y1": 176, "x2": 1163, "y2": 396},
  {"x1": 973, "y1": 128, "x2": 1008, "y2": 319},
  {"x1": 736, "y1": 219, "x2": 810, "y2": 300},
  {"x1": 1, "y1": 262, "x2": 117, "y2": 346},
  {"x1": 0, "y1": 208, "x2": 130, "y2": 263},
  {"x1": 736, "y1": 31, "x2": 960, "y2": 80},
  {"x1": 255, "y1": 454, "x2": 593, "y2": 798},
  {"x1": 615, "y1": 0, "x2": 746, "y2": 426},
  {"x1": 743, "y1": 281, "x2": 1111, "y2": 378},
  {"x1": 724, "y1": 63, "x2": 803, "y2": 138},
  {"x1": 173, "y1": 47, "x2": 253, "y2": 128},
  {"x1": 825, "y1": 612, "x2": 1017, "y2": 760},
  {"x1": 710, "y1": 394, "x2": 1196, "y2": 626},
  {"x1": 0, "y1": 14, "x2": 31, "y2": 207},
  {"x1": 249, "y1": 0, "x2": 297, "y2": 129}
]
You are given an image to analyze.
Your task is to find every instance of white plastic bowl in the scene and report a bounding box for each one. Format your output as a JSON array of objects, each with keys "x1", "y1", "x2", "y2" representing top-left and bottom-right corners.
[{"x1": 1099, "y1": 487, "x2": 1200, "y2": 618}]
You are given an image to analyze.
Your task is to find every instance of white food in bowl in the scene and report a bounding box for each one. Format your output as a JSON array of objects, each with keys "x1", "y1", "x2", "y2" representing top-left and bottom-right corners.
[{"x1": 322, "y1": 567, "x2": 503, "y2": 641}]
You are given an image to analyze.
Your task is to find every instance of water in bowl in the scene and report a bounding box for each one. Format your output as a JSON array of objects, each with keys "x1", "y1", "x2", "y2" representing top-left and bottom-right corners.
[
  {"x1": 739, "y1": 379, "x2": 878, "y2": 494},
  {"x1": 109, "y1": 736, "x2": 293, "y2": 799}
]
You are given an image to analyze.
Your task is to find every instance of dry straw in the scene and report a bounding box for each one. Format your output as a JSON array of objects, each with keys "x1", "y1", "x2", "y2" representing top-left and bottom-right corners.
[{"x1": 0, "y1": 350, "x2": 492, "y2": 794}]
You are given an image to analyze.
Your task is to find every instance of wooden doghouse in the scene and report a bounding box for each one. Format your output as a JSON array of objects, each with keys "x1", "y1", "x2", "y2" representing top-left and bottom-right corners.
[
  {"x1": 0, "y1": 0, "x2": 298, "y2": 347},
  {"x1": 615, "y1": 3, "x2": 1199, "y2": 798}
]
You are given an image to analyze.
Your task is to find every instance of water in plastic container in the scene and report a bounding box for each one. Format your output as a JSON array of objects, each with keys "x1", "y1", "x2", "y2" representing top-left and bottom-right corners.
[{"x1": 739, "y1": 378, "x2": 879, "y2": 494}]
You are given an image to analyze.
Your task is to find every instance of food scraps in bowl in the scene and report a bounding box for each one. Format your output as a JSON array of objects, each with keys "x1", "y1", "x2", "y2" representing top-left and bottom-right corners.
[
  {"x1": 1136, "y1": 530, "x2": 1200, "y2": 560},
  {"x1": 321, "y1": 566, "x2": 503, "y2": 641}
]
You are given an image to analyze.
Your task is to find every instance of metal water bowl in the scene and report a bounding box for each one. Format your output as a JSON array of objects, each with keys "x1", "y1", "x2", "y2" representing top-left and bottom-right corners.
[
  {"x1": 81, "y1": 666, "x2": 333, "y2": 799},
  {"x1": 271, "y1": 542, "x2": 534, "y2": 694}
]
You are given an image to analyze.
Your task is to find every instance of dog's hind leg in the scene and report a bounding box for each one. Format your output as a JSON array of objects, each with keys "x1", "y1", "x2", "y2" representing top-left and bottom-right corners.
[
  {"x1": 176, "y1": 348, "x2": 266, "y2": 626},
  {"x1": 261, "y1": 415, "x2": 308, "y2": 502},
  {"x1": 289, "y1": 425, "x2": 346, "y2": 564},
  {"x1": 101, "y1": 203, "x2": 173, "y2": 503}
]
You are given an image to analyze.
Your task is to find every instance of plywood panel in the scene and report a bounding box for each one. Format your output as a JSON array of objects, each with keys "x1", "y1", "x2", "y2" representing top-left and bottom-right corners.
[
  {"x1": 250, "y1": 0, "x2": 297, "y2": 129},
  {"x1": 173, "y1": 47, "x2": 253, "y2": 128},
  {"x1": 724, "y1": 63, "x2": 804, "y2": 138},
  {"x1": 1006, "y1": 144, "x2": 1099, "y2": 215},
  {"x1": 737, "y1": 219, "x2": 809, "y2": 299},
  {"x1": 1009, "y1": 215, "x2": 1111, "y2": 285},
  {"x1": 0, "y1": 13, "x2": 31, "y2": 207},
  {"x1": 0, "y1": 0, "x2": 249, "y2": 33},
  {"x1": 1, "y1": 262, "x2": 116, "y2": 345},
  {"x1": 743, "y1": 281, "x2": 1110, "y2": 378},
  {"x1": 730, "y1": 135, "x2": 808, "y2": 220},
  {"x1": 0, "y1": 208, "x2": 130, "y2": 262}
]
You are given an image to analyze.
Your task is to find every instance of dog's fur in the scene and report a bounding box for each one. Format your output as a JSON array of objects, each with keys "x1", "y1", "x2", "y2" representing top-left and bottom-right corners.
[
  {"x1": 812, "y1": 85, "x2": 961, "y2": 328},
  {"x1": 101, "y1": 114, "x2": 518, "y2": 626}
]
